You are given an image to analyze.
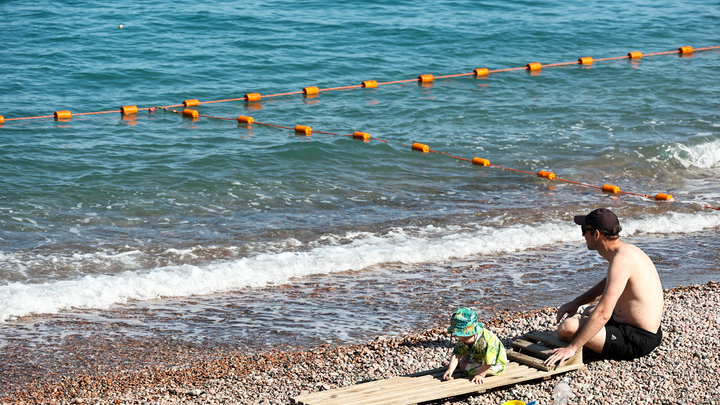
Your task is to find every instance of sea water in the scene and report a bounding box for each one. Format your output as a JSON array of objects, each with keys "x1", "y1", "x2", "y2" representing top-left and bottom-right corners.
[{"x1": 1, "y1": 0, "x2": 719, "y2": 350}]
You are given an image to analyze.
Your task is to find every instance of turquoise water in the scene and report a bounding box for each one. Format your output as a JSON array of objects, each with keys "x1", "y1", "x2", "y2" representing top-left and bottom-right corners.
[{"x1": 1, "y1": 0, "x2": 719, "y2": 350}]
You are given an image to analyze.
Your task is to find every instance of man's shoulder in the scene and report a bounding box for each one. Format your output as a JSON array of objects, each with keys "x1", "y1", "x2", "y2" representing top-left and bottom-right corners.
[
  {"x1": 612, "y1": 242, "x2": 651, "y2": 264},
  {"x1": 615, "y1": 240, "x2": 641, "y2": 254},
  {"x1": 609, "y1": 242, "x2": 659, "y2": 286}
]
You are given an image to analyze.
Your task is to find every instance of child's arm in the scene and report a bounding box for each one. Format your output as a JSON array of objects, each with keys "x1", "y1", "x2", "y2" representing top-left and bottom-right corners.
[
  {"x1": 469, "y1": 364, "x2": 492, "y2": 384},
  {"x1": 443, "y1": 353, "x2": 463, "y2": 381}
]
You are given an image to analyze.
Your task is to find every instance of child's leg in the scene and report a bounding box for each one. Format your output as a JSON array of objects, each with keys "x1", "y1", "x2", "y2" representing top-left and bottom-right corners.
[
  {"x1": 485, "y1": 362, "x2": 503, "y2": 376},
  {"x1": 463, "y1": 358, "x2": 483, "y2": 377},
  {"x1": 465, "y1": 360, "x2": 504, "y2": 377},
  {"x1": 457, "y1": 354, "x2": 470, "y2": 371},
  {"x1": 482, "y1": 348, "x2": 508, "y2": 376}
]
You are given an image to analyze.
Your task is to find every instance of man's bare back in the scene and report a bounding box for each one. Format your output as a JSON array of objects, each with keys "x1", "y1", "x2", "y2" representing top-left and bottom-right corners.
[
  {"x1": 544, "y1": 208, "x2": 664, "y2": 367},
  {"x1": 608, "y1": 242, "x2": 663, "y2": 333}
]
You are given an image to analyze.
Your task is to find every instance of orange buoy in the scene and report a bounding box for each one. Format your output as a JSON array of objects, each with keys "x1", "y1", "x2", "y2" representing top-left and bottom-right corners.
[
  {"x1": 538, "y1": 171, "x2": 556, "y2": 180},
  {"x1": 526, "y1": 62, "x2": 542, "y2": 71},
  {"x1": 183, "y1": 99, "x2": 200, "y2": 107},
  {"x1": 295, "y1": 125, "x2": 312, "y2": 136},
  {"x1": 182, "y1": 109, "x2": 199, "y2": 119},
  {"x1": 0, "y1": 116, "x2": 4, "y2": 124},
  {"x1": 655, "y1": 193, "x2": 673, "y2": 201},
  {"x1": 121, "y1": 105, "x2": 138, "y2": 115},
  {"x1": 628, "y1": 51, "x2": 642, "y2": 59},
  {"x1": 679, "y1": 46, "x2": 693, "y2": 54},
  {"x1": 353, "y1": 131, "x2": 370, "y2": 141},
  {"x1": 472, "y1": 157, "x2": 490, "y2": 166},
  {"x1": 602, "y1": 184, "x2": 620, "y2": 194},
  {"x1": 303, "y1": 86, "x2": 319, "y2": 95},
  {"x1": 578, "y1": 57, "x2": 593, "y2": 65},
  {"x1": 418, "y1": 74, "x2": 434, "y2": 83},
  {"x1": 473, "y1": 68, "x2": 489, "y2": 76},
  {"x1": 54, "y1": 110, "x2": 71, "y2": 120},
  {"x1": 245, "y1": 93, "x2": 261, "y2": 102},
  {"x1": 361, "y1": 80, "x2": 377, "y2": 88},
  {"x1": 237, "y1": 116, "x2": 254, "y2": 124},
  {"x1": 412, "y1": 142, "x2": 429, "y2": 153}
]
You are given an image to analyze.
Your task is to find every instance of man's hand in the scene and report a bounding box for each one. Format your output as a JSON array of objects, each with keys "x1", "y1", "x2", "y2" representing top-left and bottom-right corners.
[
  {"x1": 556, "y1": 302, "x2": 580, "y2": 323},
  {"x1": 581, "y1": 305, "x2": 597, "y2": 318},
  {"x1": 443, "y1": 369, "x2": 454, "y2": 381},
  {"x1": 543, "y1": 346, "x2": 577, "y2": 368},
  {"x1": 470, "y1": 374, "x2": 485, "y2": 384}
]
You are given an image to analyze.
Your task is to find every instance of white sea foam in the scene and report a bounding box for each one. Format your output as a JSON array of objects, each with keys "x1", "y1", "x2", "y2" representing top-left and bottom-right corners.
[
  {"x1": 664, "y1": 139, "x2": 720, "y2": 169},
  {"x1": 1, "y1": 211, "x2": 719, "y2": 322}
]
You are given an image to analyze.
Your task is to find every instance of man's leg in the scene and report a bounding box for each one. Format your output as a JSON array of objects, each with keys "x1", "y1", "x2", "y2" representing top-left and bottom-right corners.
[{"x1": 556, "y1": 317, "x2": 607, "y2": 353}]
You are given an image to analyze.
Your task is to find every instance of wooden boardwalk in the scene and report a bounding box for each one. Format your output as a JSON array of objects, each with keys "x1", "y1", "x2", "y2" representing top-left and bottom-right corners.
[{"x1": 292, "y1": 332, "x2": 585, "y2": 405}]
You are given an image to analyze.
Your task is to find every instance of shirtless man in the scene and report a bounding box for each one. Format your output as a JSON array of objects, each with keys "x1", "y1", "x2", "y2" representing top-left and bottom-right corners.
[{"x1": 544, "y1": 208, "x2": 664, "y2": 367}]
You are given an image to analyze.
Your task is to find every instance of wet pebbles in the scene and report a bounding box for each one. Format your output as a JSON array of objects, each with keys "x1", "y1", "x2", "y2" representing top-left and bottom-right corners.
[{"x1": 2, "y1": 282, "x2": 718, "y2": 404}]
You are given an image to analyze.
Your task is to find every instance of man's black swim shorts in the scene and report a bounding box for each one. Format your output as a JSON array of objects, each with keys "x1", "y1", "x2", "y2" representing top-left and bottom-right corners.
[{"x1": 602, "y1": 317, "x2": 662, "y2": 361}]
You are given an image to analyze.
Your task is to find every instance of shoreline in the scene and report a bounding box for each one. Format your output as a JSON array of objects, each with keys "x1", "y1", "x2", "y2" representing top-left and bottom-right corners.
[{"x1": 2, "y1": 281, "x2": 719, "y2": 404}]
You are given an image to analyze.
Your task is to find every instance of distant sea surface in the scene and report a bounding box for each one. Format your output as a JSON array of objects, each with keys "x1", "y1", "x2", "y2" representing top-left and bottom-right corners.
[{"x1": 1, "y1": 0, "x2": 719, "y2": 351}]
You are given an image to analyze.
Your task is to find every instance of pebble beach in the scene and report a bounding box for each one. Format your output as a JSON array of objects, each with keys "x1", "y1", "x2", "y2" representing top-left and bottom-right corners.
[
  {"x1": 2, "y1": 281, "x2": 718, "y2": 405},
  {"x1": 3, "y1": 2, "x2": 720, "y2": 404}
]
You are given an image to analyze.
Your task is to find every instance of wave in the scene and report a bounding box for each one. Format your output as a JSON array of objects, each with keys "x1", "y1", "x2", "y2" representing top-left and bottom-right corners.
[
  {"x1": 662, "y1": 138, "x2": 720, "y2": 169},
  {"x1": 1, "y1": 211, "x2": 719, "y2": 322}
]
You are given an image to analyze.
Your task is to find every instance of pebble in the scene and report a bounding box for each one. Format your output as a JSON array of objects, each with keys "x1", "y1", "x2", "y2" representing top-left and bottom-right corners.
[{"x1": 1, "y1": 282, "x2": 718, "y2": 404}]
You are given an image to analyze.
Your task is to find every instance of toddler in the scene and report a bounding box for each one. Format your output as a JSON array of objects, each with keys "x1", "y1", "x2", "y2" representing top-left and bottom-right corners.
[{"x1": 443, "y1": 307, "x2": 507, "y2": 384}]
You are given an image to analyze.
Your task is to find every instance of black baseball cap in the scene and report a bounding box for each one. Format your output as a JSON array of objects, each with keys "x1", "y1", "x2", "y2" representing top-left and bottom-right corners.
[{"x1": 574, "y1": 208, "x2": 622, "y2": 235}]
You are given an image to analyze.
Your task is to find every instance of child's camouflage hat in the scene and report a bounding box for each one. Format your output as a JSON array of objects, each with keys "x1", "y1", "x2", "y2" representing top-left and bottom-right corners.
[{"x1": 447, "y1": 307, "x2": 483, "y2": 337}]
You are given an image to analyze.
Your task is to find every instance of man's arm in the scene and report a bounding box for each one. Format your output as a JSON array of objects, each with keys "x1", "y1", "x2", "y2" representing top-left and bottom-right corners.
[
  {"x1": 556, "y1": 278, "x2": 607, "y2": 322},
  {"x1": 546, "y1": 258, "x2": 631, "y2": 366}
]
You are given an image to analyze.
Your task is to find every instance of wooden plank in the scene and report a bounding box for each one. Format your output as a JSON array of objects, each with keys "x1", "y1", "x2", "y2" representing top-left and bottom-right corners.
[
  {"x1": 302, "y1": 364, "x2": 524, "y2": 405},
  {"x1": 395, "y1": 362, "x2": 586, "y2": 405},
  {"x1": 506, "y1": 348, "x2": 555, "y2": 372},
  {"x1": 293, "y1": 367, "x2": 469, "y2": 404},
  {"x1": 292, "y1": 377, "x2": 406, "y2": 404},
  {"x1": 344, "y1": 363, "x2": 538, "y2": 405},
  {"x1": 333, "y1": 379, "x2": 445, "y2": 405},
  {"x1": 293, "y1": 330, "x2": 589, "y2": 405},
  {"x1": 292, "y1": 375, "x2": 435, "y2": 404},
  {"x1": 293, "y1": 360, "x2": 586, "y2": 405},
  {"x1": 511, "y1": 338, "x2": 553, "y2": 359},
  {"x1": 363, "y1": 365, "x2": 543, "y2": 405},
  {"x1": 323, "y1": 368, "x2": 468, "y2": 405},
  {"x1": 514, "y1": 334, "x2": 584, "y2": 368},
  {"x1": 404, "y1": 366, "x2": 446, "y2": 377},
  {"x1": 524, "y1": 331, "x2": 568, "y2": 348},
  {"x1": 337, "y1": 376, "x2": 475, "y2": 405},
  {"x1": 293, "y1": 373, "x2": 449, "y2": 405},
  {"x1": 330, "y1": 377, "x2": 441, "y2": 405}
]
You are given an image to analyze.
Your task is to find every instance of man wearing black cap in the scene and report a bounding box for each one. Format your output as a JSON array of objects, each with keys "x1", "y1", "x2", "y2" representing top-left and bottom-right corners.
[{"x1": 544, "y1": 208, "x2": 664, "y2": 367}]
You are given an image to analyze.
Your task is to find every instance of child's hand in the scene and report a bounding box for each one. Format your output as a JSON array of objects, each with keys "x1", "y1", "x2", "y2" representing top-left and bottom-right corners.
[
  {"x1": 443, "y1": 369, "x2": 454, "y2": 381},
  {"x1": 470, "y1": 374, "x2": 485, "y2": 384}
]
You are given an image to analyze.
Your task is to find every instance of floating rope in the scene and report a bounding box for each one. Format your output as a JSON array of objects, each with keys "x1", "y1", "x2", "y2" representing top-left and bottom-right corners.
[
  {"x1": 162, "y1": 108, "x2": 720, "y2": 211},
  {"x1": 3, "y1": 45, "x2": 719, "y2": 212},
  {"x1": 2, "y1": 45, "x2": 718, "y2": 123}
]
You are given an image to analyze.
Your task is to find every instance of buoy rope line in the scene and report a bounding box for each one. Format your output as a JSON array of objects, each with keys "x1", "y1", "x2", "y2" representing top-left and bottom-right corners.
[
  {"x1": 2, "y1": 45, "x2": 718, "y2": 211},
  {"x1": 1, "y1": 45, "x2": 718, "y2": 124},
  {"x1": 163, "y1": 107, "x2": 720, "y2": 212}
]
